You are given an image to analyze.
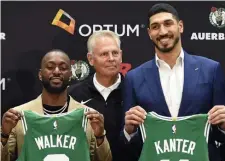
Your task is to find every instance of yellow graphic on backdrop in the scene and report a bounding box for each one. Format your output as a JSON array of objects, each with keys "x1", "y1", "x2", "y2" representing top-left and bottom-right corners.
[{"x1": 52, "y1": 9, "x2": 75, "y2": 35}]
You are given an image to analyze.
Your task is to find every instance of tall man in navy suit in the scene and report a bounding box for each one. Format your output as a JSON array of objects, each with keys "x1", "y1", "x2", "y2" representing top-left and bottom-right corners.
[{"x1": 123, "y1": 3, "x2": 225, "y2": 161}]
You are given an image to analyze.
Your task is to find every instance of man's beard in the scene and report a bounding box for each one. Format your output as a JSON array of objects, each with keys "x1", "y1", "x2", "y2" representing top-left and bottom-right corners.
[
  {"x1": 41, "y1": 78, "x2": 69, "y2": 94},
  {"x1": 153, "y1": 35, "x2": 180, "y2": 53}
]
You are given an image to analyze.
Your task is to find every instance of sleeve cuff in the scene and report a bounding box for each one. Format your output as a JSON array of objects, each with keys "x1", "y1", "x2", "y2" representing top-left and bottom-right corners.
[
  {"x1": 1, "y1": 141, "x2": 9, "y2": 161},
  {"x1": 124, "y1": 128, "x2": 138, "y2": 142},
  {"x1": 218, "y1": 126, "x2": 225, "y2": 134},
  {"x1": 95, "y1": 137, "x2": 112, "y2": 161}
]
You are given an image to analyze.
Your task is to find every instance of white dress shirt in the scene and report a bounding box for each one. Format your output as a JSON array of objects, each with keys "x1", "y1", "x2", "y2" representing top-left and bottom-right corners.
[
  {"x1": 93, "y1": 73, "x2": 121, "y2": 101},
  {"x1": 156, "y1": 50, "x2": 184, "y2": 117}
]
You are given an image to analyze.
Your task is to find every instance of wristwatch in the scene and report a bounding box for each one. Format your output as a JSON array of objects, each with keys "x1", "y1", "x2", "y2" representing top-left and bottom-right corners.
[
  {"x1": 95, "y1": 130, "x2": 106, "y2": 139},
  {"x1": 1, "y1": 132, "x2": 9, "y2": 139}
]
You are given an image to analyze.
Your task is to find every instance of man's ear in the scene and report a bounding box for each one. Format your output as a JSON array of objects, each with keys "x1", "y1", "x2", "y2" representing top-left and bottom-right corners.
[
  {"x1": 120, "y1": 50, "x2": 123, "y2": 63},
  {"x1": 178, "y1": 20, "x2": 184, "y2": 33},
  {"x1": 87, "y1": 52, "x2": 94, "y2": 66},
  {"x1": 69, "y1": 70, "x2": 72, "y2": 81},
  {"x1": 38, "y1": 69, "x2": 42, "y2": 81},
  {"x1": 147, "y1": 28, "x2": 152, "y2": 40}
]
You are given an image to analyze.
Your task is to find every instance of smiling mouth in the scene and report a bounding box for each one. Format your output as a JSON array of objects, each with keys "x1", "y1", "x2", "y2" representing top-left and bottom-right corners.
[
  {"x1": 160, "y1": 37, "x2": 170, "y2": 41},
  {"x1": 158, "y1": 37, "x2": 172, "y2": 45}
]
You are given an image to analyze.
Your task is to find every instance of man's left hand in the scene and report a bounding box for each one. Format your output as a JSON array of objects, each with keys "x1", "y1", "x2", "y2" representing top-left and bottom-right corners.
[
  {"x1": 85, "y1": 109, "x2": 105, "y2": 137},
  {"x1": 208, "y1": 105, "x2": 225, "y2": 130}
]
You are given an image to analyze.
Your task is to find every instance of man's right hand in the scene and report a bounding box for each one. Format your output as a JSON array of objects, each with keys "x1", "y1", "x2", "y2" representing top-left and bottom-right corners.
[
  {"x1": 124, "y1": 106, "x2": 147, "y2": 135},
  {"x1": 2, "y1": 108, "x2": 21, "y2": 135}
]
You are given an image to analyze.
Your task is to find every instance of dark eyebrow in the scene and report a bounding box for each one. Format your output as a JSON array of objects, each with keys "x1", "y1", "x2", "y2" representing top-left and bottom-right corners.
[
  {"x1": 164, "y1": 19, "x2": 174, "y2": 23},
  {"x1": 150, "y1": 22, "x2": 159, "y2": 27},
  {"x1": 46, "y1": 61, "x2": 68, "y2": 66},
  {"x1": 150, "y1": 19, "x2": 174, "y2": 26}
]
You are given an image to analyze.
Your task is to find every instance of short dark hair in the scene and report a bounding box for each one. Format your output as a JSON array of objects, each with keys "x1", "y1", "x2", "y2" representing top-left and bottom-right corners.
[
  {"x1": 148, "y1": 3, "x2": 180, "y2": 27},
  {"x1": 41, "y1": 49, "x2": 70, "y2": 68}
]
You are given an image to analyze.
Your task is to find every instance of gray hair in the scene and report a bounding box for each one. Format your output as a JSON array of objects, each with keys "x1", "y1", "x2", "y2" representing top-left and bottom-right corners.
[{"x1": 87, "y1": 30, "x2": 121, "y2": 53}]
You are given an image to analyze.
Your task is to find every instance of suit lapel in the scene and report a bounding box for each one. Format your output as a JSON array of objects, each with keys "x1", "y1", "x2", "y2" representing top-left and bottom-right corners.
[
  {"x1": 68, "y1": 96, "x2": 82, "y2": 111},
  {"x1": 29, "y1": 95, "x2": 44, "y2": 114},
  {"x1": 143, "y1": 60, "x2": 171, "y2": 116},
  {"x1": 178, "y1": 52, "x2": 200, "y2": 116}
]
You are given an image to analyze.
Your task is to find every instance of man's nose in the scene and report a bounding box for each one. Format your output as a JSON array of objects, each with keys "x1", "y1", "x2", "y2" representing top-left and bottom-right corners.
[
  {"x1": 159, "y1": 25, "x2": 168, "y2": 36},
  {"x1": 108, "y1": 53, "x2": 115, "y2": 61},
  {"x1": 53, "y1": 67, "x2": 61, "y2": 74}
]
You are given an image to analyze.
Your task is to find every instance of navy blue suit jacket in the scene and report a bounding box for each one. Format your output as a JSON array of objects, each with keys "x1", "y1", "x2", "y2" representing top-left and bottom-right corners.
[{"x1": 122, "y1": 51, "x2": 225, "y2": 161}]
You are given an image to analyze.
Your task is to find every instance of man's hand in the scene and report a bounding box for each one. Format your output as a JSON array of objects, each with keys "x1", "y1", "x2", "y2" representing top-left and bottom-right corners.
[
  {"x1": 2, "y1": 108, "x2": 21, "y2": 135},
  {"x1": 124, "y1": 106, "x2": 147, "y2": 135},
  {"x1": 85, "y1": 109, "x2": 105, "y2": 137},
  {"x1": 208, "y1": 105, "x2": 225, "y2": 130}
]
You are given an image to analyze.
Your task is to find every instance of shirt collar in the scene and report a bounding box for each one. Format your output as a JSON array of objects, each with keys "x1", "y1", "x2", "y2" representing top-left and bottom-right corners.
[
  {"x1": 93, "y1": 73, "x2": 121, "y2": 92},
  {"x1": 155, "y1": 49, "x2": 184, "y2": 68}
]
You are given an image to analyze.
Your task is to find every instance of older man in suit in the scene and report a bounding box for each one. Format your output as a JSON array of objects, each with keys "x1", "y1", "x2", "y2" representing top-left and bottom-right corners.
[
  {"x1": 1, "y1": 49, "x2": 112, "y2": 161},
  {"x1": 122, "y1": 3, "x2": 225, "y2": 161}
]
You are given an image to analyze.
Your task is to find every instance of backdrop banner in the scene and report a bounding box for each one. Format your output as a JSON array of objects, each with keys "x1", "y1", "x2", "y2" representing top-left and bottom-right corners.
[
  {"x1": 1, "y1": 1, "x2": 225, "y2": 159},
  {"x1": 1, "y1": 1, "x2": 225, "y2": 113}
]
